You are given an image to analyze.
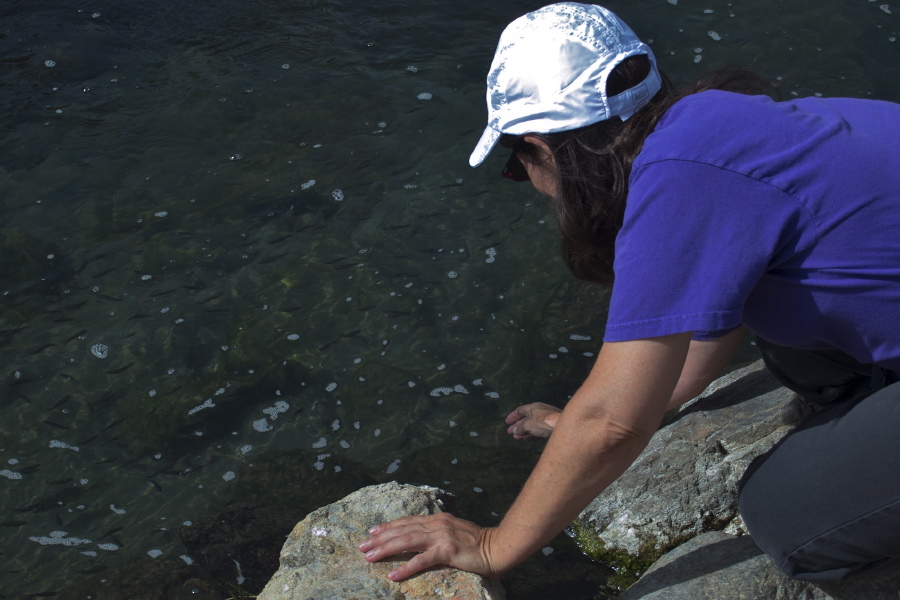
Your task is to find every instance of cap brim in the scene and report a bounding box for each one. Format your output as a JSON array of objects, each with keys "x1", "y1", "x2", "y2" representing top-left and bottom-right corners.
[{"x1": 469, "y1": 126, "x2": 501, "y2": 167}]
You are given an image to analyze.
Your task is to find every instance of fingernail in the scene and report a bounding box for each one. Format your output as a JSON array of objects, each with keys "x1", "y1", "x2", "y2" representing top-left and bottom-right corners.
[
  {"x1": 368, "y1": 526, "x2": 379, "y2": 534},
  {"x1": 358, "y1": 541, "x2": 369, "y2": 551},
  {"x1": 388, "y1": 570, "x2": 400, "y2": 580},
  {"x1": 365, "y1": 550, "x2": 377, "y2": 559}
]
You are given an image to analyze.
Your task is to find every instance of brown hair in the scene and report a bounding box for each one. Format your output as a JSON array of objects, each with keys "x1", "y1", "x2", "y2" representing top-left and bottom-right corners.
[{"x1": 517, "y1": 57, "x2": 776, "y2": 285}]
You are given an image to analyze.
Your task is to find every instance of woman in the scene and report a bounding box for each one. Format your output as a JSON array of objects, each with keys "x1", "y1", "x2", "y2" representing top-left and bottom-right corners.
[{"x1": 359, "y1": 3, "x2": 900, "y2": 583}]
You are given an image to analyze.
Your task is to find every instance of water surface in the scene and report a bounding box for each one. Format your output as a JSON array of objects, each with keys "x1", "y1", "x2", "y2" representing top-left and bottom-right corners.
[{"x1": 1, "y1": 0, "x2": 897, "y2": 598}]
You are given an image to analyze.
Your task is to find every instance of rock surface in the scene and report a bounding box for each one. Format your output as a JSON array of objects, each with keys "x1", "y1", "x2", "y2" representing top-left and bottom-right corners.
[
  {"x1": 256, "y1": 481, "x2": 506, "y2": 600},
  {"x1": 572, "y1": 360, "x2": 814, "y2": 571},
  {"x1": 619, "y1": 531, "x2": 900, "y2": 600}
]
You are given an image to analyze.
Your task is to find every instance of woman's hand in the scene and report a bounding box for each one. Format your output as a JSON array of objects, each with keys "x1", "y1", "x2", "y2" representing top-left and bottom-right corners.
[
  {"x1": 358, "y1": 513, "x2": 504, "y2": 581},
  {"x1": 504, "y1": 402, "x2": 561, "y2": 440}
]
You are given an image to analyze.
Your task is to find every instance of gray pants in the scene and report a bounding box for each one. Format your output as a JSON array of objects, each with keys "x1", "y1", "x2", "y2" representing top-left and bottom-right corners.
[{"x1": 738, "y1": 338, "x2": 900, "y2": 581}]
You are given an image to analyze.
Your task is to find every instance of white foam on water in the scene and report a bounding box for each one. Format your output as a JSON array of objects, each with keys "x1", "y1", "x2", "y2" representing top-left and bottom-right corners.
[
  {"x1": 485, "y1": 392, "x2": 500, "y2": 399},
  {"x1": 240, "y1": 444, "x2": 252, "y2": 455},
  {"x1": 708, "y1": 31, "x2": 722, "y2": 41},
  {"x1": 286, "y1": 333, "x2": 300, "y2": 340},
  {"x1": 325, "y1": 382, "x2": 338, "y2": 392},
  {"x1": 484, "y1": 248, "x2": 497, "y2": 263},
  {"x1": 386, "y1": 459, "x2": 401, "y2": 474},
  {"x1": 0, "y1": 469, "x2": 22, "y2": 480},
  {"x1": 331, "y1": 420, "x2": 340, "y2": 431},
  {"x1": 147, "y1": 549, "x2": 163, "y2": 558},
  {"x1": 417, "y1": 92, "x2": 432, "y2": 100},
  {"x1": 90, "y1": 343, "x2": 109, "y2": 359},
  {"x1": 542, "y1": 546, "x2": 554, "y2": 556},
  {"x1": 49, "y1": 440, "x2": 79, "y2": 452},
  {"x1": 453, "y1": 385, "x2": 469, "y2": 394},
  {"x1": 447, "y1": 271, "x2": 458, "y2": 279},
  {"x1": 109, "y1": 504, "x2": 126, "y2": 515},
  {"x1": 312, "y1": 437, "x2": 327, "y2": 449},
  {"x1": 263, "y1": 401, "x2": 289, "y2": 419},
  {"x1": 188, "y1": 399, "x2": 216, "y2": 415},
  {"x1": 332, "y1": 189, "x2": 344, "y2": 201},
  {"x1": 30, "y1": 531, "x2": 91, "y2": 546},
  {"x1": 180, "y1": 555, "x2": 194, "y2": 565},
  {"x1": 252, "y1": 418, "x2": 273, "y2": 433},
  {"x1": 569, "y1": 334, "x2": 592, "y2": 341},
  {"x1": 222, "y1": 471, "x2": 236, "y2": 482},
  {"x1": 473, "y1": 487, "x2": 483, "y2": 493},
  {"x1": 300, "y1": 180, "x2": 316, "y2": 190}
]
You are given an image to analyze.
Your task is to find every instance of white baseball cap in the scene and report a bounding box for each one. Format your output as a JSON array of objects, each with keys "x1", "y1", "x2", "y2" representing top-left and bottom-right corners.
[{"x1": 469, "y1": 3, "x2": 661, "y2": 167}]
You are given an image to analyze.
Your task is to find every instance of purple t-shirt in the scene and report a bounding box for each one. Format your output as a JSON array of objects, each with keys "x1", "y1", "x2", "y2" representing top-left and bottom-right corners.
[{"x1": 604, "y1": 90, "x2": 900, "y2": 371}]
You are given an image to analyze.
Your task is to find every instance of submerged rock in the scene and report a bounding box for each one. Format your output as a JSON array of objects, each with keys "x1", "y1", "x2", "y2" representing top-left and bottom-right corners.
[
  {"x1": 257, "y1": 481, "x2": 506, "y2": 600},
  {"x1": 618, "y1": 531, "x2": 900, "y2": 600},
  {"x1": 571, "y1": 360, "x2": 814, "y2": 580}
]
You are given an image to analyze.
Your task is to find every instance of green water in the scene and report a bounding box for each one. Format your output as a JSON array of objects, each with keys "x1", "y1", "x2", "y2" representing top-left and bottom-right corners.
[{"x1": 1, "y1": 0, "x2": 897, "y2": 598}]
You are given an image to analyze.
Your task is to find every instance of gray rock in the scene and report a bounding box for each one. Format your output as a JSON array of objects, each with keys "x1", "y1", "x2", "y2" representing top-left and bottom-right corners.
[
  {"x1": 619, "y1": 531, "x2": 900, "y2": 600},
  {"x1": 257, "y1": 481, "x2": 506, "y2": 600},
  {"x1": 572, "y1": 360, "x2": 814, "y2": 568}
]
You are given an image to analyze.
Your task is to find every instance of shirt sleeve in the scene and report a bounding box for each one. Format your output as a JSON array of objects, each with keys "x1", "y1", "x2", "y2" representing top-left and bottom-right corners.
[{"x1": 603, "y1": 159, "x2": 815, "y2": 343}]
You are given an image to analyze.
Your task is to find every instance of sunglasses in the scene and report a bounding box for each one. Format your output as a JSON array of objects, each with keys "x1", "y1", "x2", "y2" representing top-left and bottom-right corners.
[{"x1": 500, "y1": 136, "x2": 530, "y2": 182}]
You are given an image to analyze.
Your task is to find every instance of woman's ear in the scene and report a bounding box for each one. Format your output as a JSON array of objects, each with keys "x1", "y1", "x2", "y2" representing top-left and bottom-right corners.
[{"x1": 522, "y1": 135, "x2": 556, "y2": 168}]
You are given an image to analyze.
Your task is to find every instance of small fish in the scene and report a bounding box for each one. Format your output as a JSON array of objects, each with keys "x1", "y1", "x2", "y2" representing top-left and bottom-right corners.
[
  {"x1": 54, "y1": 513, "x2": 63, "y2": 526},
  {"x1": 52, "y1": 317, "x2": 78, "y2": 323},
  {"x1": 197, "y1": 292, "x2": 224, "y2": 304},
  {"x1": 42, "y1": 420, "x2": 69, "y2": 430},
  {"x1": 323, "y1": 256, "x2": 349, "y2": 265},
  {"x1": 384, "y1": 310, "x2": 412, "y2": 317},
  {"x1": 0, "y1": 521, "x2": 27, "y2": 527},
  {"x1": 97, "y1": 294, "x2": 122, "y2": 302},
  {"x1": 25, "y1": 592, "x2": 58, "y2": 598},
  {"x1": 99, "y1": 526, "x2": 124, "y2": 539},
  {"x1": 0, "y1": 325, "x2": 28, "y2": 337},
  {"x1": 103, "y1": 418, "x2": 124, "y2": 431},
  {"x1": 281, "y1": 305, "x2": 304, "y2": 312},
  {"x1": 96, "y1": 457, "x2": 118, "y2": 464},
  {"x1": 64, "y1": 300, "x2": 88, "y2": 310},
  {"x1": 10, "y1": 379, "x2": 34, "y2": 387},
  {"x1": 63, "y1": 330, "x2": 87, "y2": 344},
  {"x1": 126, "y1": 314, "x2": 152, "y2": 321},
  {"x1": 333, "y1": 262, "x2": 356, "y2": 271},
  {"x1": 106, "y1": 363, "x2": 133, "y2": 375},
  {"x1": 91, "y1": 268, "x2": 116, "y2": 278},
  {"x1": 382, "y1": 224, "x2": 412, "y2": 231},
  {"x1": 318, "y1": 341, "x2": 337, "y2": 352},
  {"x1": 357, "y1": 305, "x2": 376, "y2": 312},
  {"x1": 77, "y1": 565, "x2": 107, "y2": 575},
  {"x1": 267, "y1": 234, "x2": 293, "y2": 244},
  {"x1": 340, "y1": 330, "x2": 361, "y2": 338},
  {"x1": 102, "y1": 435, "x2": 124, "y2": 446},
  {"x1": 50, "y1": 395, "x2": 71, "y2": 409},
  {"x1": 150, "y1": 288, "x2": 177, "y2": 297},
  {"x1": 77, "y1": 435, "x2": 98, "y2": 445},
  {"x1": 257, "y1": 253, "x2": 288, "y2": 265},
  {"x1": 48, "y1": 478, "x2": 72, "y2": 485},
  {"x1": 146, "y1": 479, "x2": 163, "y2": 492},
  {"x1": 14, "y1": 504, "x2": 40, "y2": 513},
  {"x1": 29, "y1": 343, "x2": 56, "y2": 355}
]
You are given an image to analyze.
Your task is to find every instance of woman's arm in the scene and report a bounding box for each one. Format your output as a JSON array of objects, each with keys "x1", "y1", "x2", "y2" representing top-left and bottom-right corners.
[
  {"x1": 504, "y1": 326, "x2": 748, "y2": 440},
  {"x1": 358, "y1": 331, "x2": 692, "y2": 580},
  {"x1": 667, "y1": 326, "x2": 748, "y2": 410}
]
